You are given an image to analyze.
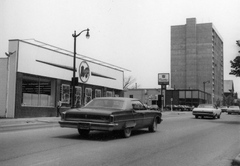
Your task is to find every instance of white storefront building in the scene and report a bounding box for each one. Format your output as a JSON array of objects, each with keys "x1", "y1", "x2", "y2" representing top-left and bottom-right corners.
[{"x1": 0, "y1": 39, "x2": 126, "y2": 118}]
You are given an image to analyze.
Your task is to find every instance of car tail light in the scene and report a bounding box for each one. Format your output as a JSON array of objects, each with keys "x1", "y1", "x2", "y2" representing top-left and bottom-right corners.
[
  {"x1": 61, "y1": 112, "x2": 66, "y2": 120},
  {"x1": 110, "y1": 115, "x2": 114, "y2": 123}
]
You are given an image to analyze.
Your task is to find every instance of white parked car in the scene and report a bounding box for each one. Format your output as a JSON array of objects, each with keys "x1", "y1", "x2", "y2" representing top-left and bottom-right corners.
[
  {"x1": 227, "y1": 106, "x2": 240, "y2": 115},
  {"x1": 192, "y1": 104, "x2": 221, "y2": 119}
]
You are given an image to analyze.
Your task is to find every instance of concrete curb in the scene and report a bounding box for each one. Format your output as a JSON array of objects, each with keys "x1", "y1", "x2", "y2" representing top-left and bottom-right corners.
[
  {"x1": 0, "y1": 122, "x2": 60, "y2": 132},
  {"x1": 232, "y1": 153, "x2": 240, "y2": 166},
  {"x1": 0, "y1": 117, "x2": 60, "y2": 132}
]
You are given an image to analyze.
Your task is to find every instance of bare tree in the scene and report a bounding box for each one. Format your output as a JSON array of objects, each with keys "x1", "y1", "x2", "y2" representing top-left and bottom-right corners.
[{"x1": 123, "y1": 76, "x2": 140, "y2": 90}]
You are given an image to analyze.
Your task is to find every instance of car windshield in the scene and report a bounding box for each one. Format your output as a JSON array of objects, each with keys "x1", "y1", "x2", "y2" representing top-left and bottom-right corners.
[
  {"x1": 198, "y1": 104, "x2": 214, "y2": 108},
  {"x1": 85, "y1": 99, "x2": 124, "y2": 109}
]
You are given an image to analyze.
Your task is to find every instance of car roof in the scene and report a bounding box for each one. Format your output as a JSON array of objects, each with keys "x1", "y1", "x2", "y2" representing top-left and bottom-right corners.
[
  {"x1": 94, "y1": 97, "x2": 139, "y2": 101},
  {"x1": 92, "y1": 97, "x2": 141, "y2": 110},
  {"x1": 199, "y1": 104, "x2": 213, "y2": 106}
]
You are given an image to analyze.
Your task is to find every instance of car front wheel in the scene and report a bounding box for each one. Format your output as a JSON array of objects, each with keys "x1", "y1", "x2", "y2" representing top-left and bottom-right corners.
[
  {"x1": 149, "y1": 118, "x2": 157, "y2": 132},
  {"x1": 122, "y1": 128, "x2": 132, "y2": 138}
]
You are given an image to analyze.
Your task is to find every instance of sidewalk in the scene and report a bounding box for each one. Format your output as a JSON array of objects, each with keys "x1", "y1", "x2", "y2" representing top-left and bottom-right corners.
[{"x1": 0, "y1": 116, "x2": 60, "y2": 132}]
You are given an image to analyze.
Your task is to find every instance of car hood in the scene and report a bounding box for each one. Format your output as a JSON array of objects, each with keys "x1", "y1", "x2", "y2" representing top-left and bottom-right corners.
[
  {"x1": 193, "y1": 108, "x2": 216, "y2": 112},
  {"x1": 228, "y1": 108, "x2": 239, "y2": 110}
]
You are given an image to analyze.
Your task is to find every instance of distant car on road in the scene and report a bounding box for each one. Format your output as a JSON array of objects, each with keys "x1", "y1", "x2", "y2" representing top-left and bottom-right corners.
[
  {"x1": 149, "y1": 104, "x2": 160, "y2": 111},
  {"x1": 192, "y1": 104, "x2": 221, "y2": 119},
  {"x1": 59, "y1": 97, "x2": 163, "y2": 138},
  {"x1": 220, "y1": 106, "x2": 229, "y2": 113},
  {"x1": 227, "y1": 106, "x2": 240, "y2": 115}
]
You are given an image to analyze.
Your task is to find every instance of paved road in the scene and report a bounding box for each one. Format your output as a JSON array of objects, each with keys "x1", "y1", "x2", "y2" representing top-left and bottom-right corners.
[{"x1": 0, "y1": 112, "x2": 239, "y2": 166}]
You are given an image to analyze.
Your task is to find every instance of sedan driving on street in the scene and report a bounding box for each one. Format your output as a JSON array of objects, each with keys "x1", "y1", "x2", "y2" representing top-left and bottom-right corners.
[
  {"x1": 227, "y1": 106, "x2": 240, "y2": 115},
  {"x1": 220, "y1": 106, "x2": 229, "y2": 113},
  {"x1": 192, "y1": 104, "x2": 221, "y2": 119},
  {"x1": 59, "y1": 97, "x2": 162, "y2": 138}
]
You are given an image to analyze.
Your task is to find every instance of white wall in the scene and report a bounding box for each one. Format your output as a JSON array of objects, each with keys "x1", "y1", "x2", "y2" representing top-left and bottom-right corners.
[
  {"x1": 17, "y1": 40, "x2": 123, "y2": 90},
  {"x1": 0, "y1": 58, "x2": 8, "y2": 117},
  {"x1": 6, "y1": 41, "x2": 18, "y2": 118}
]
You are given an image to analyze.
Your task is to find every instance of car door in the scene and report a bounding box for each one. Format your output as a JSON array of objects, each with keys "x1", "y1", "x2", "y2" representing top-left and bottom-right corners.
[{"x1": 131, "y1": 100, "x2": 145, "y2": 129}]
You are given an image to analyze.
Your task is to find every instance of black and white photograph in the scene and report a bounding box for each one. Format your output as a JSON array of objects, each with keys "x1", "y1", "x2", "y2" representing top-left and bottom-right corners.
[{"x1": 0, "y1": 0, "x2": 240, "y2": 166}]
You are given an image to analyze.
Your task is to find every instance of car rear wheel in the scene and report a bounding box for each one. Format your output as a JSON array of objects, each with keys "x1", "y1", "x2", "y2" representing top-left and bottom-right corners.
[
  {"x1": 122, "y1": 128, "x2": 132, "y2": 138},
  {"x1": 217, "y1": 114, "x2": 221, "y2": 119},
  {"x1": 149, "y1": 118, "x2": 157, "y2": 132},
  {"x1": 78, "y1": 129, "x2": 90, "y2": 137}
]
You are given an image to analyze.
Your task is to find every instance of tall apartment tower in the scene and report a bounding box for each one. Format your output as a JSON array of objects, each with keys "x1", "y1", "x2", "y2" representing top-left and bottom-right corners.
[{"x1": 171, "y1": 18, "x2": 223, "y2": 103}]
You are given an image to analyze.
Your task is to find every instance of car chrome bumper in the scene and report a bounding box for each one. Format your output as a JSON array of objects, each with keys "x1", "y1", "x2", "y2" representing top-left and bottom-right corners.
[
  {"x1": 59, "y1": 121, "x2": 118, "y2": 131},
  {"x1": 192, "y1": 112, "x2": 214, "y2": 116}
]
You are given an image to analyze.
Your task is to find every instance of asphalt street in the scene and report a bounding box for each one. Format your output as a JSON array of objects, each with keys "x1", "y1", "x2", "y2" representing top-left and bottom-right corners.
[{"x1": 0, "y1": 112, "x2": 240, "y2": 166}]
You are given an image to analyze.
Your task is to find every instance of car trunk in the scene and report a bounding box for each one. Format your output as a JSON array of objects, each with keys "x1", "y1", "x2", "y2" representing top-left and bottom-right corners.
[{"x1": 65, "y1": 108, "x2": 118, "y2": 123}]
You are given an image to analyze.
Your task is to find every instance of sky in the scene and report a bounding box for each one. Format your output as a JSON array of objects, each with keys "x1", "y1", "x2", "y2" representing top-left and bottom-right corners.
[{"x1": 1, "y1": 0, "x2": 240, "y2": 95}]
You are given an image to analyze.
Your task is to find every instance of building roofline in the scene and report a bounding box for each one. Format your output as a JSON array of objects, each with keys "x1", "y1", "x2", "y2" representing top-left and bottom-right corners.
[{"x1": 9, "y1": 39, "x2": 131, "y2": 73}]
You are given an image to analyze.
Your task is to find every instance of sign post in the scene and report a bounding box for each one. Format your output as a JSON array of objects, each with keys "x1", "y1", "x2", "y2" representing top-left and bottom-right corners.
[{"x1": 158, "y1": 73, "x2": 169, "y2": 111}]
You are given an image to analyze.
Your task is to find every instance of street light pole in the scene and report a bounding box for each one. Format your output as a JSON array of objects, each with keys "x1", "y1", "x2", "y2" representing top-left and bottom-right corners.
[
  {"x1": 71, "y1": 29, "x2": 90, "y2": 108},
  {"x1": 203, "y1": 80, "x2": 210, "y2": 104}
]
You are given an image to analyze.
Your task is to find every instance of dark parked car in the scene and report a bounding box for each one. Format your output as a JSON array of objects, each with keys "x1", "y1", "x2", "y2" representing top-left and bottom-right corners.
[{"x1": 59, "y1": 97, "x2": 163, "y2": 138}]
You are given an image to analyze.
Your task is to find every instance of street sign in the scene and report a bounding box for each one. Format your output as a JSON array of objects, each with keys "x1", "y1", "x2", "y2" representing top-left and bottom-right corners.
[{"x1": 158, "y1": 73, "x2": 169, "y2": 85}]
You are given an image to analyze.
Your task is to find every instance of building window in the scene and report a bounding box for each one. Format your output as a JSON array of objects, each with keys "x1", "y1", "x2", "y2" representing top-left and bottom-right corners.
[
  {"x1": 22, "y1": 75, "x2": 55, "y2": 107},
  {"x1": 61, "y1": 84, "x2": 70, "y2": 104},
  {"x1": 95, "y1": 89, "x2": 101, "y2": 98},
  {"x1": 192, "y1": 91, "x2": 198, "y2": 98},
  {"x1": 85, "y1": 88, "x2": 92, "y2": 105},
  {"x1": 186, "y1": 91, "x2": 191, "y2": 98},
  {"x1": 75, "y1": 86, "x2": 82, "y2": 107},
  {"x1": 129, "y1": 95, "x2": 133, "y2": 98},
  {"x1": 179, "y1": 91, "x2": 185, "y2": 99},
  {"x1": 106, "y1": 91, "x2": 113, "y2": 97}
]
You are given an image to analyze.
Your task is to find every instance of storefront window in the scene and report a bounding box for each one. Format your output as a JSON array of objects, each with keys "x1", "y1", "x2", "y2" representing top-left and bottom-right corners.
[
  {"x1": 75, "y1": 86, "x2": 82, "y2": 107},
  {"x1": 186, "y1": 91, "x2": 191, "y2": 98},
  {"x1": 22, "y1": 75, "x2": 55, "y2": 107},
  {"x1": 192, "y1": 91, "x2": 198, "y2": 98},
  {"x1": 106, "y1": 91, "x2": 113, "y2": 97},
  {"x1": 95, "y1": 89, "x2": 101, "y2": 98},
  {"x1": 61, "y1": 84, "x2": 70, "y2": 104},
  {"x1": 179, "y1": 91, "x2": 185, "y2": 99},
  {"x1": 85, "y1": 88, "x2": 92, "y2": 105}
]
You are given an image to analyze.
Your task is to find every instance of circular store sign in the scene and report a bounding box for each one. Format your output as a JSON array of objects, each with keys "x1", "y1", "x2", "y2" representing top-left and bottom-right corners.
[{"x1": 79, "y1": 61, "x2": 90, "y2": 83}]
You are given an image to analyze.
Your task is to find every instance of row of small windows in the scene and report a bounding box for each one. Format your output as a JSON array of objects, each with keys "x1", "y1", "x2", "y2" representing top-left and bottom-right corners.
[{"x1": 21, "y1": 75, "x2": 116, "y2": 108}]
